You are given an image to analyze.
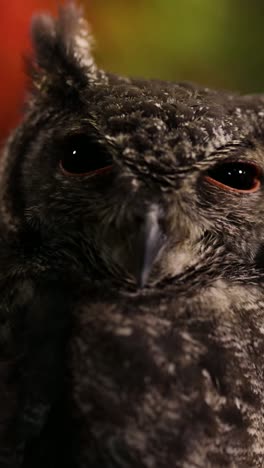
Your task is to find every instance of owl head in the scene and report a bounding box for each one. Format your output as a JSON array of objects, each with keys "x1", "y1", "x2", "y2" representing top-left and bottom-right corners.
[{"x1": 1, "y1": 4, "x2": 264, "y2": 289}]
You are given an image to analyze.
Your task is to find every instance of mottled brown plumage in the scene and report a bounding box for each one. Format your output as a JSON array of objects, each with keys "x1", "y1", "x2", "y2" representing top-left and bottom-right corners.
[{"x1": 1, "y1": 4, "x2": 264, "y2": 467}]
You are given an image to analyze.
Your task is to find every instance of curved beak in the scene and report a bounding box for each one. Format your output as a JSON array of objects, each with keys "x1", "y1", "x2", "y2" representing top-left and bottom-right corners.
[{"x1": 133, "y1": 204, "x2": 166, "y2": 288}]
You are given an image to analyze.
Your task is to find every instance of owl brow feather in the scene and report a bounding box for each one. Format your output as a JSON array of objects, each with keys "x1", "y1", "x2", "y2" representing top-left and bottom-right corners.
[
  {"x1": 203, "y1": 140, "x2": 255, "y2": 161},
  {"x1": 121, "y1": 141, "x2": 255, "y2": 188}
]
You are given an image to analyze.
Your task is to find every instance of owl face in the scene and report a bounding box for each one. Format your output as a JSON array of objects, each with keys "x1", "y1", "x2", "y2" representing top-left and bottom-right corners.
[{"x1": 2, "y1": 5, "x2": 264, "y2": 288}]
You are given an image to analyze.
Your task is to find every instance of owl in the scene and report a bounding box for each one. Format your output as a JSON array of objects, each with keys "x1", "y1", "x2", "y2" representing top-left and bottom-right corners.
[{"x1": 1, "y1": 3, "x2": 264, "y2": 468}]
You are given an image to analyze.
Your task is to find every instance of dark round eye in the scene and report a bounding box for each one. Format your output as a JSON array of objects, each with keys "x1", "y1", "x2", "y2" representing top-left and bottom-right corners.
[
  {"x1": 59, "y1": 134, "x2": 113, "y2": 176},
  {"x1": 205, "y1": 162, "x2": 261, "y2": 193}
]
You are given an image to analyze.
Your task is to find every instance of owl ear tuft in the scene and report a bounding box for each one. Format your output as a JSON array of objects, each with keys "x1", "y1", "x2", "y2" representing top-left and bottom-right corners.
[{"x1": 30, "y1": 3, "x2": 97, "y2": 89}]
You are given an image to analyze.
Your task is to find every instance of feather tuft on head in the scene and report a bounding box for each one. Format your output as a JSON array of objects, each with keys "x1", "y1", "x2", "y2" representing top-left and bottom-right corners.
[{"x1": 30, "y1": 3, "x2": 97, "y2": 88}]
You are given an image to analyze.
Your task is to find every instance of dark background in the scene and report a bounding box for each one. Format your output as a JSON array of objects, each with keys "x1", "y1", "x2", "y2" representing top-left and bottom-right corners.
[{"x1": 1, "y1": 0, "x2": 264, "y2": 140}]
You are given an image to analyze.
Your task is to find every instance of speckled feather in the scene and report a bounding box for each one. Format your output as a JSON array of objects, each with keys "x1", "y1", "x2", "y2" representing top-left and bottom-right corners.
[
  {"x1": 1, "y1": 4, "x2": 264, "y2": 468},
  {"x1": 71, "y1": 283, "x2": 264, "y2": 468}
]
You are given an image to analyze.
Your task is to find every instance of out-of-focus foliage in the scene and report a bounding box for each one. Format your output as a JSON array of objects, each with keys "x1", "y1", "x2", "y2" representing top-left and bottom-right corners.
[{"x1": 1, "y1": 0, "x2": 264, "y2": 140}]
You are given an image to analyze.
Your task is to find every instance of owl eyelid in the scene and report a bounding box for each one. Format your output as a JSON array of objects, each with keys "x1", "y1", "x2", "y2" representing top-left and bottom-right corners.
[
  {"x1": 58, "y1": 132, "x2": 114, "y2": 176},
  {"x1": 204, "y1": 174, "x2": 261, "y2": 193},
  {"x1": 204, "y1": 161, "x2": 262, "y2": 194},
  {"x1": 59, "y1": 160, "x2": 113, "y2": 177}
]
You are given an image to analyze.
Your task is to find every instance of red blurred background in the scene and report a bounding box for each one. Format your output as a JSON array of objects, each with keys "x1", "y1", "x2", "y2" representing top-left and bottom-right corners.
[{"x1": 0, "y1": 1, "x2": 62, "y2": 142}]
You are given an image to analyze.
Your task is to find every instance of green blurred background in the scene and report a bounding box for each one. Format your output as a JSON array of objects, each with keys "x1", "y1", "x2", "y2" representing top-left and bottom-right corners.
[
  {"x1": 1, "y1": 0, "x2": 264, "y2": 139},
  {"x1": 86, "y1": 0, "x2": 264, "y2": 93}
]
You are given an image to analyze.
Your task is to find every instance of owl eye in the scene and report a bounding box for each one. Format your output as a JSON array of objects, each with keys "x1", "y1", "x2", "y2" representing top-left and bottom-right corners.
[
  {"x1": 59, "y1": 134, "x2": 113, "y2": 176},
  {"x1": 205, "y1": 162, "x2": 261, "y2": 193}
]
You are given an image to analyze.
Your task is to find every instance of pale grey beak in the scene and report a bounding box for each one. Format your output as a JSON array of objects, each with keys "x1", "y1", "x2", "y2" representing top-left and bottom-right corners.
[{"x1": 134, "y1": 204, "x2": 166, "y2": 288}]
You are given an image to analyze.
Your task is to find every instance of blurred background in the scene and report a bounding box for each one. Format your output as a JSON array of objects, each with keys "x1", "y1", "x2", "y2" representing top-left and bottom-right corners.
[{"x1": 1, "y1": 0, "x2": 264, "y2": 142}]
